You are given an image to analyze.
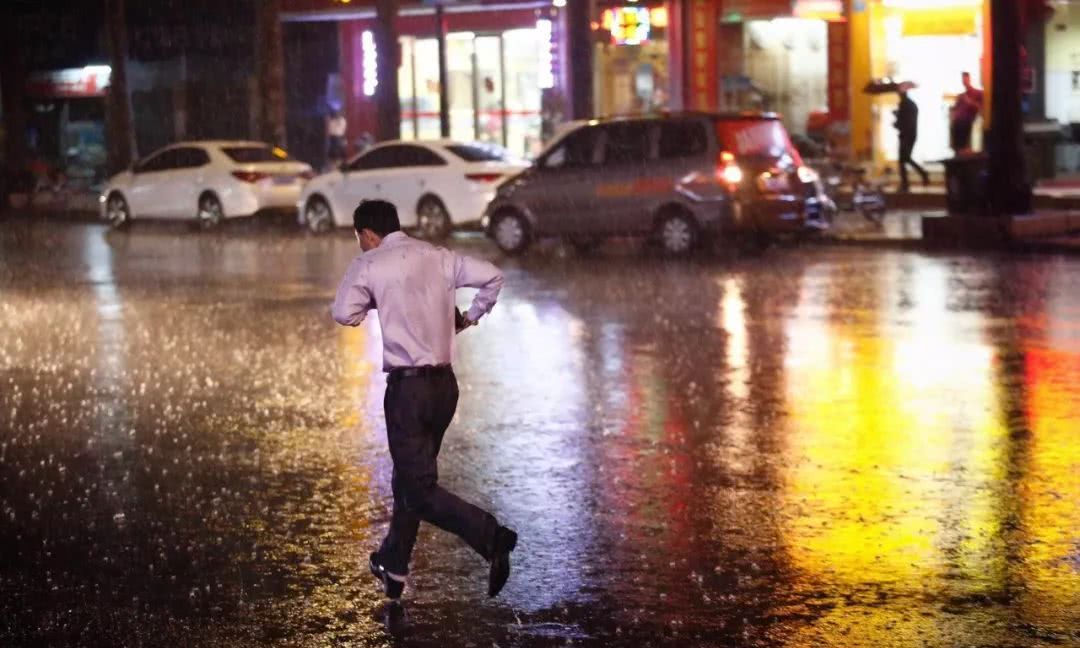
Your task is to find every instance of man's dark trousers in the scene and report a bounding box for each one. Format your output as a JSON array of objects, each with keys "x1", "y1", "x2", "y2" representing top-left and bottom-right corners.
[
  {"x1": 376, "y1": 367, "x2": 498, "y2": 575},
  {"x1": 899, "y1": 135, "x2": 928, "y2": 192}
]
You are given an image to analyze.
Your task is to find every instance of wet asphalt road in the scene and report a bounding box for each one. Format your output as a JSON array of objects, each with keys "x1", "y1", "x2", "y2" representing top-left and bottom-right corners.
[{"x1": 1, "y1": 218, "x2": 1078, "y2": 647}]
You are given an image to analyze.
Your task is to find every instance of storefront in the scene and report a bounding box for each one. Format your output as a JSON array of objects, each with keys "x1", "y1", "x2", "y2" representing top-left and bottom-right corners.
[
  {"x1": 845, "y1": 0, "x2": 985, "y2": 166},
  {"x1": 25, "y1": 66, "x2": 111, "y2": 183},
  {"x1": 335, "y1": 5, "x2": 555, "y2": 158},
  {"x1": 1045, "y1": 3, "x2": 1080, "y2": 128},
  {"x1": 696, "y1": 1, "x2": 843, "y2": 136},
  {"x1": 876, "y1": 0, "x2": 985, "y2": 164},
  {"x1": 591, "y1": 3, "x2": 672, "y2": 116},
  {"x1": 395, "y1": 26, "x2": 547, "y2": 155},
  {"x1": 741, "y1": 18, "x2": 829, "y2": 134}
]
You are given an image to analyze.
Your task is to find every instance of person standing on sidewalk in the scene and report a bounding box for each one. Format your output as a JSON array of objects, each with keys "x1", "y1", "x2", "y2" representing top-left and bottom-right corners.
[
  {"x1": 949, "y1": 72, "x2": 983, "y2": 154},
  {"x1": 895, "y1": 82, "x2": 929, "y2": 192},
  {"x1": 332, "y1": 200, "x2": 517, "y2": 600}
]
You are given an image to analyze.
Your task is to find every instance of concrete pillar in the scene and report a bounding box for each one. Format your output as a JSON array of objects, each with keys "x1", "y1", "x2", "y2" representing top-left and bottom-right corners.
[
  {"x1": 256, "y1": 0, "x2": 287, "y2": 146},
  {"x1": 374, "y1": 0, "x2": 400, "y2": 142},
  {"x1": 987, "y1": 0, "x2": 1031, "y2": 215},
  {"x1": 104, "y1": 0, "x2": 137, "y2": 172},
  {"x1": 846, "y1": 0, "x2": 873, "y2": 160},
  {"x1": 566, "y1": 0, "x2": 594, "y2": 120},
  {"x1": 436, "y1": 4, "x2": 450, "y2": 138}
]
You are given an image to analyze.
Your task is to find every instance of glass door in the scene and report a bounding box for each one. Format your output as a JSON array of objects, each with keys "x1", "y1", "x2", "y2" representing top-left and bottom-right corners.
[
  {"x1": 475, "y1": 35, "x2": 504, "y2": 146},
  {"x1": 396, "y1": 30, "x2": 542, "y2": 156},
  {"x1": 414, "y1": 38, "x2": 442, "y2": 140},
  {"x1": 502, "y1": 28, "x2": 543, "y2": 156}
]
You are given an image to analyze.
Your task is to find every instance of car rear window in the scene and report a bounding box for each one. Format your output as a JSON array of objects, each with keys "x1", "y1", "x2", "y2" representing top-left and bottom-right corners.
[
  {"x1": 221, "y1": 146, "x2": 292, "y2": 163},
  {"x1": 714, "y1": 119, "x2": 801, "y2": 163},
  {"x1": 445, "y1": 143, "x2": 514, "y2": 162},
  {"x1": 658, "y1": 120, "x2": 708, "y2": 159}
]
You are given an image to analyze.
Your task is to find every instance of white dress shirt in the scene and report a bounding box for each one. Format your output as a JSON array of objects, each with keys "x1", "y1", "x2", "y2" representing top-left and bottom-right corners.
[{"x1": 332, "y1": 232, "x2": 504, "y2": 370}]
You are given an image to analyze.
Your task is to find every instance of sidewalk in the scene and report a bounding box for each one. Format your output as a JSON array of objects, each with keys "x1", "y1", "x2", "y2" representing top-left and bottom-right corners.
[
  {"x1": 6, "y1": 187, "x2": 101, "y2": 218},
  {"x1": 887, "y1": 179, "x2": 1080, "y2": 211},
  {"x1": 824, "y1": 208, "x2": 1080, "y2": 254},
  {"x1": 8, "y1": 186, "x2": 1080, "y2": 254}
]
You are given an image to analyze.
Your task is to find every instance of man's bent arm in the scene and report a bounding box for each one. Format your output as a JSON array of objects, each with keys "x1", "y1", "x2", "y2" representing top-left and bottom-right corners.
[
  {"x1": 453, "y1": 253, "x2": 504, "y2": 322},
  {"x1": 332, "y1": 258, "x2": 374, "y2": 326}
]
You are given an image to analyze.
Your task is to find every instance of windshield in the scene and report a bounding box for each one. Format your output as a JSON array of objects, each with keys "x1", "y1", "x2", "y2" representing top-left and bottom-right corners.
[
  {"x1": 221, "y1": 145, "x2": 292, "y2": 163},
  {"x1": 445, "y1": 143, "x2": 517, "y2": 163},
  {"x1": 714, "y1": 119, "x2": 802, "y2": 165}
]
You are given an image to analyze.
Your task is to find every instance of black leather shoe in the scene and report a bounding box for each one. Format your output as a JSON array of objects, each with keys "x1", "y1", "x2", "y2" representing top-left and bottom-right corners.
[
  {"x1": 369, "y1": 552, "x2": 405, "y2": 599},
  {"x1": 488, "y1": 526, "x2": 517, "y2": 598}
]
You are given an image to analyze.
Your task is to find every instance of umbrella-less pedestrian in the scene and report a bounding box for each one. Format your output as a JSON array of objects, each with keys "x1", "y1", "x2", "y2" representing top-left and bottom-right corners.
[{"x1": 332, "y1": 200, "x2": 518, "y2": 600}]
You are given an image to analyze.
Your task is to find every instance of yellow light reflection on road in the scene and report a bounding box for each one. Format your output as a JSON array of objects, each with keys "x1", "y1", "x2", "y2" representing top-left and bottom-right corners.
[
  {"x1": 337, "y1": 322, "x2": 376, "y2": 430},
  {"x1": 777, "y1": 260, "x2": 1011, "y2": 643},
  {"x1": 1018, "y1": 346, "x2": 1080, "y2": 632}
]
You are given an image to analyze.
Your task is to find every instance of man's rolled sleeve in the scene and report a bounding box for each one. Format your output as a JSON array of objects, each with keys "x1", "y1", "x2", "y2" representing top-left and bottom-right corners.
[
  {"x1": 453, "y1": 253, "x2": 504, "y2": 322},
  {"x1": 332, "y1": 258, "x2": 373, "y2": 326}
]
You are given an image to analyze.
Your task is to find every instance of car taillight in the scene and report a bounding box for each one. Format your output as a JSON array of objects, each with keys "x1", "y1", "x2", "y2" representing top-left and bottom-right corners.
[
  {"x1": 231, "y1": 171, "x2": 270, "y2": 183},
  {"x1": 299, "y1": 170, "x2": 315, "y2": 180},
  {"x1": 466, "y1": 173, "x2": 503, "y2": 183},
  {"x1": 716, "y1": 151, "x2": 743, "y2": 190}
]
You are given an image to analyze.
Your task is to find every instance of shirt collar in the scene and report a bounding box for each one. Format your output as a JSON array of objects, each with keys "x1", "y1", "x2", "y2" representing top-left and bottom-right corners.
[{"x1": 381, "y1": 231, "x2": 409, "y2": 247}]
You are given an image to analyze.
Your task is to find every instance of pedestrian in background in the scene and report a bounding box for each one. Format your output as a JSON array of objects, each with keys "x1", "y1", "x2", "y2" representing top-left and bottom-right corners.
[
  {"x1": 895, "y1": 81, "x2": 928, "y2": 192},
  {"x1": 326, "y1": 110, "x2": 348, "y2": 170},
  {"x1": 949, "y1": 72, "x2": 983, "y2": 154},
  {"x1": 332, "y1": 200, "x2": 518, "y2": 601}
]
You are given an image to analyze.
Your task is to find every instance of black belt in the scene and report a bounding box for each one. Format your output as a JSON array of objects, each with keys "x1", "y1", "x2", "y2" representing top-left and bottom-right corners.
[{"x1": 387, "y1": 364, "x2": 452, "y2": 383}]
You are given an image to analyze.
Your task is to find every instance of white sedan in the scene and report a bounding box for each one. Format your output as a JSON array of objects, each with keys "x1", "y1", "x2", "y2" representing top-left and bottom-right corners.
[
  {"x1": 100, "y1": 141, "x2": 313, "y2": 229},
  {"x1": 298, "y1": 140, "x2": 528, "y2": 238}
]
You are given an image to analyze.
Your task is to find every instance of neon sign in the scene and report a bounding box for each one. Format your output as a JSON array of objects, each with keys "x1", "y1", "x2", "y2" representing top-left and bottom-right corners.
[
  {"x1": 361, "y1": 30, "x2": 377, "y2": 97},
  {"x1": 601, "y1": 7, "x2": 651, "y2": 46},
  {"x1": 537, "y1": 19, "x2": 555, "y2": 89}
]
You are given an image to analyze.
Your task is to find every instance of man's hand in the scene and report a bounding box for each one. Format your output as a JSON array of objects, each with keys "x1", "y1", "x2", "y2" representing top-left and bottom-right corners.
[
  {"x1": 454, "y1": 307, "x2": 476, "y2": 333},
  {"x1": 456, "y1": 316, "x2": 477, "y2": 334}
]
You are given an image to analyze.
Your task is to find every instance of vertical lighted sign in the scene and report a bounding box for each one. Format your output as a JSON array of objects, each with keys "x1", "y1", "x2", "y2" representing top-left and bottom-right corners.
[
  {"x1": 537, "y1": 19, "x2": 555, "y2": 89},
  {"x1": 827, "y1": 20, "x2": 849, "y2": 121},
  {"x1": 689, "y1": 0, "x2": 718, "y2": 110},
  {"x1": 361, "y1": 30, "x2": 377, "y2": 97}
]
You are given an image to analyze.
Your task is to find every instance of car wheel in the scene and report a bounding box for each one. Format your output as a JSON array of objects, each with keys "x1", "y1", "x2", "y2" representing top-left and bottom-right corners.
[
  {"x1": 491, "y1": 210, "x2": 530, "y2": 255},
  {"x1": 105, "y1": 192, "x2": 131, "y2": 230},
  {"x1": 656, "y1": 209, "x2": 698, "y2": 256},
  {"x1": 197, "y1": 193, "x2": 225, "y2": 229},
  {"x1": 305, "y1": 196, "x2": 333, "y2": 234},
  {"x1": 416, "y1": 197, "x2": 451, "y2": 241}
]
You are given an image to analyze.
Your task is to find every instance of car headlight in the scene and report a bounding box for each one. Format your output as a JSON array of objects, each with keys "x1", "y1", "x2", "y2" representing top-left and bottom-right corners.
[{"x1": 797, "y1": 166, "x2": 819, "y2": 184}]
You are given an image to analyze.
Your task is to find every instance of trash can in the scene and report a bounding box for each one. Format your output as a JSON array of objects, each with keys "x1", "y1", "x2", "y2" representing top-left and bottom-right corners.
[
  {"x1": 944, "y1": 153, "x2": 988, "y2": 216},
  {"x1": 1024, "y1": 121, "x2": 1065, "y2": 183}
]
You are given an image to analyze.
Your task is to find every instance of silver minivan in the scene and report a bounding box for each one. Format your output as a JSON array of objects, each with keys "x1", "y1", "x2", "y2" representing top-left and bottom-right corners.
[{"x1": 482, "y1": 112, "x2": 830, "y2": 255}]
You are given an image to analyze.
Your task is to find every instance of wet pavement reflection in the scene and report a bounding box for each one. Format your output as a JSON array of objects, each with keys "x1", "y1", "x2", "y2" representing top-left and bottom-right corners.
[{"x1": 1, "y1": 221, "x2": 1078, "y2": 646}]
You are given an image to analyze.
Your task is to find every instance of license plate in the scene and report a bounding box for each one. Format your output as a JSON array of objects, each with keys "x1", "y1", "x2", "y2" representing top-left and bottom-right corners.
[
  {"x1": 272, "y1": 175, "x2": 296, "y2": 185},
  {"x1": 758, "y1": 174, "x2": 790, "y2": 193}
]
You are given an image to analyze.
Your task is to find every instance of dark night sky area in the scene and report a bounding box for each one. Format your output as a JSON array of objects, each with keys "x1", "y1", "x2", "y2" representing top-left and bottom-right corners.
[{"x1": 4, "y1": 0, "x2": 257, "y2": 71}]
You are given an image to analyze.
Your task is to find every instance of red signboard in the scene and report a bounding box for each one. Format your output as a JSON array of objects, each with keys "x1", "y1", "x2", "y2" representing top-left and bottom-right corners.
[
  {"x1": 722, "y1": 0, "x2": 794, "y2": 20},
  {"x1": 827, "y1": 20, "x2": 848, "y2": 122},
  {"x1": 688, "y1": 0, "x2": 717, "y2": 110},
  {"x1": 27, "y1": 66, "x2": 111, "y2": 99}
]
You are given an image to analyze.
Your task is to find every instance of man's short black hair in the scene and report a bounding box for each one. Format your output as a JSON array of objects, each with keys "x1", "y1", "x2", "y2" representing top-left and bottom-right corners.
[{"x1": 353, "y1": 200, "x2": 401, "y2": 236}]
